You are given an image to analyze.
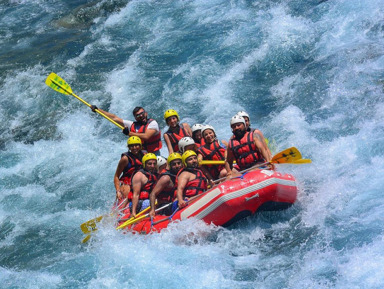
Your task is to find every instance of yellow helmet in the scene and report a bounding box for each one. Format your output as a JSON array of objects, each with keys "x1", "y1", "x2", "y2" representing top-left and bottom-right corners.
[
  {"x1": 167, "y1": 152, "x2": 182, "y2": 164},
  {"x1": 127, "y1": 136, "x2": 142, "y2": 147},
  {"x1": 142, "y1": 153, "x2": 157, "y2": 167},
  {"x1": 182, "y1": 150, "x2": 197, "y2": 166},
  {"x1": 164, "y1": 109, "x2": 179, "y2": 121}
]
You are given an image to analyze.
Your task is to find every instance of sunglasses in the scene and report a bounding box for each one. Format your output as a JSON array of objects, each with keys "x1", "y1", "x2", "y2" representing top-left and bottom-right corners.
[{"x1": 135, "y1": 111, "x2": 145, "y2": 118}]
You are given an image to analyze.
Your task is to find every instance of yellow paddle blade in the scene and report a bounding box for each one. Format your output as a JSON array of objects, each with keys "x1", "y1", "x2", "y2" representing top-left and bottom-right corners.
[
  {"x1": 80, "y1": 215, "x2": 103, "y2": 234},
  {"x1": 271, "y1": 147, "x2": 302, "y2": 164},
  {"x1": 45, "y1": 72, "x2": 73, "y2": 95}
]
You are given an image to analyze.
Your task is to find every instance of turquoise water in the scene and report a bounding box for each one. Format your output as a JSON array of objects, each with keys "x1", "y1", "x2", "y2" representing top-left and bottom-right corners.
[{"x1": 1, "y1": 0, "x2": 384, "y2": 288}]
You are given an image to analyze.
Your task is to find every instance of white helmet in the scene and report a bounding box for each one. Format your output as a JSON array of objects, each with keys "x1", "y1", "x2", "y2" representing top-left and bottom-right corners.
[
  {"x1": 178, "y1": 137, "x2": 195, "y2": 153},
  {"x1": 201, "y1": 124, "x2": 216, "y2": 138},
  {"x1": 236, "y1": 111, "x2": 250, "y2": 120},
  {"x1": 191, "y1": 124, "x2": 204, "y2": 133},
  {"x1": 156, "y1": 156, "x2": 167, "y2": 169},
  {"x1": 230, "y1": 115, "x2": 246, "y2": 126}
]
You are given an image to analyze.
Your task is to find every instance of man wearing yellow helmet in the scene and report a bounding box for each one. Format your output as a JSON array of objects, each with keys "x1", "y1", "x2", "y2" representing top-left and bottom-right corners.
[
  {"x1": 163, "y1": 109, "x2": 192, "y2": 154},
  {"x1": 130, "y1": 153, "x2": 158, "y2": 218},
  {"x1": 176, "y1": 150, "x2": 208, "y2": 209},
  {"x1": 89, "y1": 105, "x2": 162, "y2": 155},
  {"x1": 114, "y1": 136, "x2": 145, "y2": 201},
  {"x1": 149, "y1": 153, "x2": 184, "y2": 218}
]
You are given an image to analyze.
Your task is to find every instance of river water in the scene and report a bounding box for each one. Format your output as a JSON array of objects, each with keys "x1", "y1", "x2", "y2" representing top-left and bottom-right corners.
[{"x1": 1, "y1": 0, "x2": 384, "y2": 288}]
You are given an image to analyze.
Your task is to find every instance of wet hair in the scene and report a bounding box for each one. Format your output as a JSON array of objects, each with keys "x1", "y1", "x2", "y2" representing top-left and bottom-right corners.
[{"x1": 132, "y1": 106, "x2": 144, "y2": 116}]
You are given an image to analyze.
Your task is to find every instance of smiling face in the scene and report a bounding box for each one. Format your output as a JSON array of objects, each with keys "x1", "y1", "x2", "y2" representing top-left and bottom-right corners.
[
  {"x1": 134, "y1": 108, "x2": 147, "y2": 123},
  {"x1": 128, "y1": 143, "x2": 141, "y2": 154},
  {"x1": 231, "y1": 122, "x2": 246, "y2": 138},
  {"x1": 145, "y1": 159, "x2": 157, "y2": 173},
  {"x1": 166, "y1": 115, "x2": 179, "y2": 128},
  {"x1": 203, "y1": 129, "x2": 215, "y2": 144},
  {"x1": 170, "y1": 159, "x2": 183, "y2": 174},
  {"x1": 185, "y1": 155, "x2": 198, "y2": 168}
]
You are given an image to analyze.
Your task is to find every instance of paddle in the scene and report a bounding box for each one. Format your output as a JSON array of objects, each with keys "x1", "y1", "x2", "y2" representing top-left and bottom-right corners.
[
  {"x1": 80, "y1": 198, "x2": 128, "y2": 234},
  {"x1": 116, "y1": 202, "x2": 173, "y2": 230},
  {"x1": 213, "y1": 147, "x2": 311, "y2": 184},
  {"x1": 45, "y1": 72, "x2": 124, "y2": 130},
  {"x1": 200, "y1": 147, "x2": 307, "y2": 166},
  {"x1": 81, "y1": 201, "x2": 154, "y2": 243}
]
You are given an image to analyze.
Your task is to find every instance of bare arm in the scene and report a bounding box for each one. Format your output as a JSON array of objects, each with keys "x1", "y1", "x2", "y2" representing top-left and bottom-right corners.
[
  {"x1": 183, "y1": 123, "x2": 192, "y2": 137},
  {"x1": 224, "y1": 147, "x2": 235, "y2": 177},
  {"x1": 176, "y1": 172, "x2": 190, "y2": 208},
  {"x1": 114, "y1": 156, "x2": 128, "y2": 199},
  {"x1": 149, "y1": 175, "x2": 171, "y2": 217},
  {"x1": 254, "y1": 129, "x2": 272, "y2": 159},
  {"x1": 254, "y1": 135, "x2": 271, "y2": 162},
  {"x1": 93, "y1": 108, "x2": 125, "y2": 127},
  {"x1": 163, "y1": 133, "x2": 174, "y2": 154},
  {"x1": 131, "y1": 172, "x2": 145, "y2": 217}
]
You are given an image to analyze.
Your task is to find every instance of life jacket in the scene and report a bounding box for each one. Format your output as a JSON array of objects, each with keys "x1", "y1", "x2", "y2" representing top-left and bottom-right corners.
[
  {"x1": 128, "y1": 169, "x2": 158, "y2": 200},
  {"x1": 130, "y1": 119, "x2": 162, "y2": 153},
  {"x1": 176, "y1": 167, "x2": 208, "y2": 198},
  {"x1": 156, "y1": 170, "x2": 177, "y2": 202},
  {"x1": 164, "y1": 124, "x2": 189, "y2": 152},
  {"x1": 198, "y1": 140, "x2": 226, "y2": 180},
  {"x1": 228, "y1": 131, "x2": 264, "y2": 170},
  {"x1": 120, "y1": 151, "x2": 143, "y2": 185}
]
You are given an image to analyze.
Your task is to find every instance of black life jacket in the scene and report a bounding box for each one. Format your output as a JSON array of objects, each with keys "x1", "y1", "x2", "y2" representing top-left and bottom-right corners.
[{"x1": 164, "y1": 124, "x2": 189, "y2": 152}]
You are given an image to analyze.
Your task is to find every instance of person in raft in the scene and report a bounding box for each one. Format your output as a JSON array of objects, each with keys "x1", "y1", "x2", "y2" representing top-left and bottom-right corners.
[
  {"x1": 114, "y1": 136, "x2": 145, "y2": 202},
  {"x1": 197, "y1": 125, "x2": 227, "y2": 180},
  {"x1": 191, "y1": 123, "x2": 205, "y2": 148},
  {"x1": 149, "y1": 153, "x2": 184, "y2": 218},
  {"x1": 176, "y1": 150, "x2": 208, "y2": 209},
  {"x1": 156, "y1": 155, "x2": 167, "y2": 174},
  {"x1": 236, "y1": 110, "x2": 271, "y2": 160},
  {"x1": 178, "y1": 136, "x2": 198, "y2": 154},
  {"x1": 90, "y1": 105, "x2": 162, "y2": 156},
  {"x1": 163, "y1": 109, "x2": 192, "y2": 154},
  {"x1": 225, "y1": 115, "x2": 271, "y2": 178},
  {"x1": 130, "y1": 153, "x2": 158, "y2": 218}
]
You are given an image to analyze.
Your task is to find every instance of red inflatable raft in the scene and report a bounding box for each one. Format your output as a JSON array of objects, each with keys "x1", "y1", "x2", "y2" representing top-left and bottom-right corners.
[{"x1": 118, "y1": 168, "x2": 297, "y2": 234}]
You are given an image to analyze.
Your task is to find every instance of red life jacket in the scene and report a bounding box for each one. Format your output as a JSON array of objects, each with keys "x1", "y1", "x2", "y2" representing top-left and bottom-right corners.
[
  {"x1": 120, "y1": 151, "x2": 144, "y2": 185},
  {"x1": 228, "y1": 131, "x2": 264, "y2": 170},
  {"x1": 164, "y1": 124, "x2": 188, "y2": 152},
  {"x1": 130, "y1": 119, "x2": 162, "y2": 153},
  {"x1": 198, "y1": 140, "x2": 226, "y2": 180},
  {"x1": 128, "y1": 169, "x2": 158, "y2": 200},
  {"x1": 156, "y1": 170, "x2": 177, "y2": 202},
  {"x1": 176, "y1": 167, "x2": 208, "y2": 198}
]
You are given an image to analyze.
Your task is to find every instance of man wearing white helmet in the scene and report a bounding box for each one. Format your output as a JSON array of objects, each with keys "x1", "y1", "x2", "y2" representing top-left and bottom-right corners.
[
  {"x1": 236, "y1": 111, "x2": 271, "y2": 159},
  {"x1": 225, "y1": 115, "x2": 271, "y2": 176},
  {"x1": 178, "y1": 136, "x2": 198, "y2": 154}
]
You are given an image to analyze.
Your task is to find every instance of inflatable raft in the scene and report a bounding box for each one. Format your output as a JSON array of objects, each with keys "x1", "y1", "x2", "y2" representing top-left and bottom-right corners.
[{"x1": 118, "y1": 168, "x2": 297, "y2": 234}]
